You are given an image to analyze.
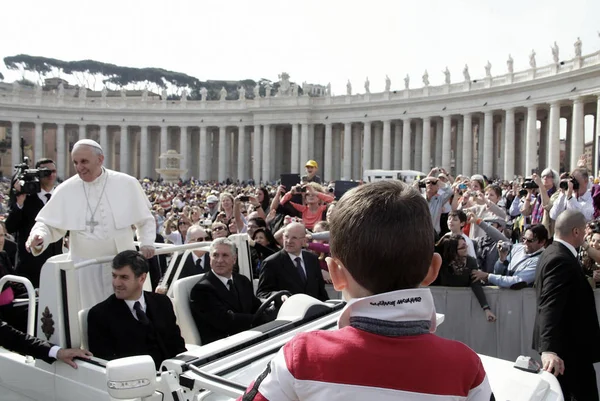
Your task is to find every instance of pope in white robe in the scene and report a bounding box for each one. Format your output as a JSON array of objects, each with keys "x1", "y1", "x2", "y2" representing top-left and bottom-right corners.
[{"x1": 27, "y1": 139, "x2": 155, "y2": 309}]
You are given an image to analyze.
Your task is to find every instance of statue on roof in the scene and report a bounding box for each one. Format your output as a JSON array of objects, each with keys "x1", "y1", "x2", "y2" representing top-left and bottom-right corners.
[
  {"x1": 346, "y1": 80, "x2": 352, "y2": 95},
  {"x1": 485, "y1": 61, "x2": 492, "y2": 78},
  {"x1": 277, "y1": 72, "x2": 291, "y2": 96},
  {"x1": 422, "y1": 70, "x2": 429, "y2": 86},
  {"x1": 385, "y1": 75, "x2": 391, "y2": 92},
  {"x1": 404, "y1": 74, "x2": 410, "y2": 89},
  {"x1": 529, "y1": 49, "x2": 537, "y2": 69},
  {"x1": 238, "y1": 86, "x2": 246, "y2": 100},
  {"x1": 463, "y1": 65, "x2": 471, "y2": 82},
  {"x1": 253, "y1": 84, "x2": 260, "y2": 98},
  {"x1": 200, "y1": 87, "x2": 207, "y2": 101},
  {"x1": 180, "y1": 89, "x2": 188, "y2": 102},
  {"x1": 574, "y1": 37, "x2": 582, "y2": 57},
  {"x1": 219, "y1": 86, "x2": 227, "y2": 101},
  {"x1": 57, "y1": 82, "x2": 64, "y2": 98},
  {"x1": 443, "y1": 67, "x2": 451, "y2": 84},
  {"x1": 551, "y1": 41, "x2": 559, "y2": 63},
  {"x1": 364, "y1": 77, "x2": 370, "y2": 94},
  {"x1": 101, "y1": 86, "x2": 108, "y2": 99},
  {"x1": 265, "y1": 83, "x2": 272, "y2": 97},
  {"x1": 326, "y1": 82, "x2": 331, "y2": 96},
  {"x1": 507, "y1": 54, "x2": 514, "y2": 73}
]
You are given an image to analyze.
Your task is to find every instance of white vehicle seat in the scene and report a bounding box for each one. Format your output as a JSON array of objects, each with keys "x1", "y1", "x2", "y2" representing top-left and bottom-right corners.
[
  {"x1": 78, "y1": 308, "x2": 90, "y2": 350},
  {"x1": 172, "y1": 274, "x2": 204, "y2": 346}
]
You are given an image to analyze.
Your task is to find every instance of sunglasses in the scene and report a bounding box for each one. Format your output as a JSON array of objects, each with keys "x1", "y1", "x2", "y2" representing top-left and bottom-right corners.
[{"x1": 425, "y1": 180, "x2": 438, "y2": 185}]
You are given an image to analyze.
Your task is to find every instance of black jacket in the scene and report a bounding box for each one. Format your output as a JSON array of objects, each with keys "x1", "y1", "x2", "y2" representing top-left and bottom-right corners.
[
  {"x1": 190, "y1": 271, "x2": 264, "y2": 344},
  {"x1": 532, "y1": 242, "x2": 600, "y2": 363},
  {"x1": 87, "y1": 291, "x2": 186, "y2": 369},
  {"x1": 5, "y1": 194, "x2": 62, "y2": 287},
  {"x1": 0, "y1": 319, "x2": 54, "y2": 363},
  {"x1": 257, "y1": 250, "x2": 328, "y2": 301}
]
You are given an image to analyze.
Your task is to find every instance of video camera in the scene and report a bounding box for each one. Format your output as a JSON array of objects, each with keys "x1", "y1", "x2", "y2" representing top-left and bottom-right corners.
[
  {"x1": 11, "y1": 138, "x2": 53, "y2": 196},
  {"x1": 559, "y1": 176, "x2": 579, "y2": 191},
  {"x1": 519, "y1": 178, "x2": 538, "y2": 197}
]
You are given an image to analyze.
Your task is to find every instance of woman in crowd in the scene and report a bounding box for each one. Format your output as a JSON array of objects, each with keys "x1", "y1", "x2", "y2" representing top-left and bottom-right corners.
[
  {"x1": 249, "y1": 228, "x2": 280, "y2": 273},
  {"x1": 257, "y1": 187, "x2": 271, "y2": 213},
  {"x1": 434, "y1": 234, "x2": 497, "y2": 322},
  {"x1": 218, "y1": 192, "x2": 236, "y2": 224},
  {"x1": 279, "y1": 183, "x2": 334, "y2": 230},
  {"x1": 582, "y1": 224, "x2": 600, "y2": 288},
  {"x1": 189, "y1": 206, "x2": 203, "y2": 225},
  {"x1": 211, "y1": 222, "x2": 229, "y2": 239}
]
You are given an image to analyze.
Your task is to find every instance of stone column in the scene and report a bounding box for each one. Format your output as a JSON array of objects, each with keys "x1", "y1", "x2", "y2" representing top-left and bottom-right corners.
[
  {"x1": 504, "y1": 108, "x2": 515, "y2": 180},
  {"x1": 462, "y1": 114, "x2": 472, "y2": 176},
  {"x1": 56, "y1": 123, "x2": 66, "y2": 178},
  {"x1": 99, "y1": 125, "x2": 108, "y2": 165},
  {"x1": 483, "y1": 111, "x2": 494, "y2": 177},
  {"x1": 571, "y1": 98, "x2": 584, "y2": 171},
  {"x1": 252, "y1": 125, "x2": 261, "y2": 183},
  {"x1": 382, "y1": 120, "x2": 392, "y2": 169},
  {"x1": 548, "y1": 101, "x2": 561, "y2": 173},
  {"x1": 119, "y1": 125, "x2": 129, "y2": 174},
  {"x1": 422, "y1": 117, "x2": 431, "y2": 172},
  {"x1": 300, "y1": 123, "x2": 309, "y2": 170},
  {"x1": 402, "y1": 119, "x2": 412, "y2": 170},
  {"x1": 216, "y1": 126, "x2": 226, "y2": 182},
  {"x1": 237, "y1": 125, "x2": 246, "y2": 181},
  {"x1": 35, "y1": 122, "x2": 43, "y2": 162},
  {"x1": 393, "y1": 122, "x2": 402, "y2": 169},
  {"x1": 262, "y1": 124, "x2": 271, "y2": 182},
  {"x1": 290, "y1": 123, "x2": 299, "y2": 174},
  {"x1": 199, "y1": 126, "x2": 208, "y2": 181},
  {"x1": 324, "y1": 123, "x2": 333, "y2": 182},
  {"x1": 343, "y1": 122, "x2": 352, "y2": 179},
  {"x1": 373, "y1": 123, "x2": 382, "y2": 168},
  {"x1": 308, "y1": 124, "x2": 315, "y2": 161},
  {"x1": 363, "y1": 122, "x2": 371, "y2": 173},
  {"x1": 179, "y1": 126, "x2": 188, "y2": 181},
  {"x1": 435, "y1": 119, "x2": 443, "y2": 167},
  {"x1": 442, "y1": 115, "x2": 451, "y2": 169},
  {"x1": 525, "y1": 106, "x2": 538, "y2": 174},
  {"x1": 414, "y1": 121, "x2": 423, "y2": 171},
  {"x1": 352, "y1": 124, "x2": 361, "y2": 180},
  {"x1": 78, "y1": 124, "x2": 86, "y2": 141},
  {"x1": 539, "y1": 116, "x2": 548, "y2": 170},
  {"x1": 160, "y1": 125, "x2": 168, "y2": 169},
  {"x1": 456, "y1": 119, "x2": 463, "y2": 176},
  {"x1": 140, "y1": 126, "x2": 149, "y2": 178}
]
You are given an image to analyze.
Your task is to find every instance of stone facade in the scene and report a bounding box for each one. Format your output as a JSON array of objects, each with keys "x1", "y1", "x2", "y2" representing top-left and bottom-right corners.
[{"x1": 1, "y1": 48, "x2": 600, "y2": 183}]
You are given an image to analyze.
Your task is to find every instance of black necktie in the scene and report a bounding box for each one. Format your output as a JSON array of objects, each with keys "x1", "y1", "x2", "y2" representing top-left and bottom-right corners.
[
  {"x1": 133, "y1": 301, "x2": 150, "y2": 325},
  {"x1": 195, "y1": 258, "x2": 203, "y2": 272},
  {"x1": 45, "y1": 193, "x2": 51, "y2": 203},
  {"x1": 295, "y1": 257, "x2": 306, "y2": 283},
  {"x1": 227, "y1": 278, "x2": 238, "y2": 299}
]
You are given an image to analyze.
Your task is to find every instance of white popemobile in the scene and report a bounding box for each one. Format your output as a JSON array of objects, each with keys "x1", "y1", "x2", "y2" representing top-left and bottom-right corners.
[{"x1": 0, "y1": 235, "x2": 563, "y2": 401}]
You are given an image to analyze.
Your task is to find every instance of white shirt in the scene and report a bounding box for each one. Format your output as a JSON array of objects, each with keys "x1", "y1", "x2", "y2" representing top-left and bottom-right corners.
[
  {"x1": 124, "y1": 293, "x2": 146, "y2": 321},
  {"x1": 552, "y1": 238, "x2": 578, "y2": 258},
  {"x1": 37, "y1": 188, "x2": 54, "y2": 205},
  {"x1": 287, "y1": 251, "x2": 306, "y2": 276},
  {"x1": 212, "y1": 270, "x2": 233, "y2": 290}
]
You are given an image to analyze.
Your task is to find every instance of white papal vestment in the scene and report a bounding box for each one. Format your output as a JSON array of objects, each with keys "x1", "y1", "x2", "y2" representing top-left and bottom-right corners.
[{"x1": 30, "y1": 168, "x2": 155, "y2": 309}]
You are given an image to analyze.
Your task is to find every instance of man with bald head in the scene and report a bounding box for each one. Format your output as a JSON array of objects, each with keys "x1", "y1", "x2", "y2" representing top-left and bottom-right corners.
[
  {"x1": 26, "y1": 139, "x2": 155, "y2": 309},
  {"x1": 533, "y1": 209, "x2": 600, "y2": 400},
  {"x1": 257, "y1": 222, "x2": 328, "y2": 301}
]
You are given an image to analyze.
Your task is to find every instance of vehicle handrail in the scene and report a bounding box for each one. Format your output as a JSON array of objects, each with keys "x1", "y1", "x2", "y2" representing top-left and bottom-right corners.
[
  {"x1": 0, "y1": 275, "x2": 36, "y2": 337},
  {"x1": 72, "y1": 242, "x2": 212, "y2": 270}
]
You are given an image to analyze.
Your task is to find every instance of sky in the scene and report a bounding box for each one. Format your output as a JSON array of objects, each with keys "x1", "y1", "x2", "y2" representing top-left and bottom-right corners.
[{"x1": 1, "y1": 0, "x2": 599, "y2": 138}]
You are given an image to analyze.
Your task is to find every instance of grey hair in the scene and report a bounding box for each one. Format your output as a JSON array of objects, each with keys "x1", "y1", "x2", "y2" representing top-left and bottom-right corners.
[
  {"x1": 186, "y1": 224, "x2": 207, "y2": 242},
  {"x1": 541, "y1": 167, "x2": 559, "y2": 189},
  {"x1": 209, "y1": 237, "x2": 237, "y2": 257}
]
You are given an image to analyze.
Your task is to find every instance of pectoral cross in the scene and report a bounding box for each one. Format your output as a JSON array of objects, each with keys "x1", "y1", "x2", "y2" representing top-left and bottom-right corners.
[{"x1": 86, "y1": 217, "x2": 99, "y2": 233}]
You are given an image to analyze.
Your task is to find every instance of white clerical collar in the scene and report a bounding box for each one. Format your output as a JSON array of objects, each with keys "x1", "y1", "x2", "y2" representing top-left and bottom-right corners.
[
  {"x1": 85, "y1": 168, "x2": 106, "y2": 187},
  {"x1": 553, "y1": 238, "x2": 578, "y2": 258},
  {"x1": 337, "y1": 288, "x2": 438, "y2": 333},
  {"x1": 212, "y1": 270, "x2": 232, "y2": 288},
  {"x1": 124, "y1": 292, "x2": 146, "y2": 318}
]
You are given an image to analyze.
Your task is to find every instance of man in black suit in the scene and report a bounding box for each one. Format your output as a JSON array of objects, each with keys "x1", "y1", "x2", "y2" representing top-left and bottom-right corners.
[
  {"x1": 257, "y1": 222, "x2": 328, "y2": 301},
  {"x1": 1, "y1": 319, "x2": 91, "y2": 368},
  {"x1": 532, "y1": 209, "x2": 600, "y2": 400},
  {"x1": 5, "y1": 158, "x2": 63, "y2": 288},
  {"x1": 190, "y1": 237, "x2": 273, "y2": 344},
  {"x1": 88, "y1": 250, "x2": 186, "y2": 369}
]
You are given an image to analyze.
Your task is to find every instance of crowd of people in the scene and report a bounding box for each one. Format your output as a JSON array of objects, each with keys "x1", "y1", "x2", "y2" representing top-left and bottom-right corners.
[{"x1": 0, "y1": 141, "x2": 599, "y2": 399}]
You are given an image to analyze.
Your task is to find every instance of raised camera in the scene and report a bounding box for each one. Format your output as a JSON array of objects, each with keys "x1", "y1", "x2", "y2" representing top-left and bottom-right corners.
[
  {"x1": 14, "y1": 164, "x2": 53, "y2": 196},
  {"x1": 559, "y1": 177, "x2": 579, "y2": 191}
]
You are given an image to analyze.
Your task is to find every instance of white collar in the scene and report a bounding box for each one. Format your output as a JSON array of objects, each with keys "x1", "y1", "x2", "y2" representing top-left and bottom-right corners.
[
  {"x1": 84, "y1": 168, "x2": 106, "y2": 187},
  {"x1": 124, "y1": 292, "x2": 146, "y2": 314},
  {"x1": 553, "y1": 238, "x2": 578, "y2": 258},
  {"x1": 337, "y1": 288, "x2": 438, "y2": 333},
  {"x1": 212, "y1": 270, "x2": 232, "y2": 288},
  {"x1": 287, "y1": 251, "x2": 304, "y2": 264}
]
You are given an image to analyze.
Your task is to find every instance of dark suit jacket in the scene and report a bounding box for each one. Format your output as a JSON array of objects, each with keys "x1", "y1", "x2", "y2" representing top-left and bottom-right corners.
[
  {"x1": 257, "y1": 250, "x2": 328, "y2": 301},
  {"x1": 5, "y1": 194, "x2": 63, "y2": 288},
  {"x1": 3, "y1": 240, "x2": 17, "y2": 270},
  {"x1": 532, "y1": 242, "x2": 600, "y2": 364},
  {"x1": 0, "y1": 319, "x2": 54, "y2": 363},
  {"x1": 87, "y1": 291, "x2": 186, "y2": 369},
  {"x1": 190, "y1": 271, "x2": 263, "y2": 344},
  {"x1": 166, "y1": 253, "x2": 211, "y2": 287}
]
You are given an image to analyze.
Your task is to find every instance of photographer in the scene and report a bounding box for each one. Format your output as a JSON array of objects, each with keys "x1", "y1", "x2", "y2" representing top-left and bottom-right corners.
[
  {"x1": 521, "y1": 171, "x2": 560, "y2": 237},
  {"x1": 549, "y1": 168, "x2": 594, "y2": 222},
  {"x1": 5, "y1": 158, "x2": 63, "y2": 288}
]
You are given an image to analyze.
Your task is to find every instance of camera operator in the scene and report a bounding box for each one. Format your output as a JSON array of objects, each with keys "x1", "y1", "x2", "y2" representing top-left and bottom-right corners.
[
  {"x1": 522, "y1": 170, "x2": 560, "y2": 237},
  {"x1": 5, "y1": 158, "x2": 63, "y2": 288},
  {"x1": 549, "y1": 168, "x2": 594, "y2": 222}
]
